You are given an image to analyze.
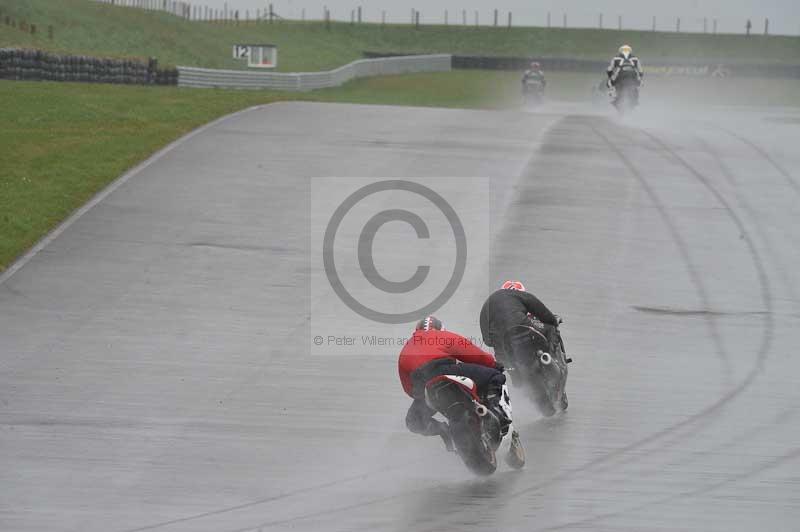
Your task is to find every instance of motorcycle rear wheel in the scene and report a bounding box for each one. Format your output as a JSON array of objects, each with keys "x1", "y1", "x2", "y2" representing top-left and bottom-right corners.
[
  {"x1": 524, "y1": 366, "x2": 558, "y2": 417},
  {"x1": 462, "y1": 442, "x2": 498, "y2": 476},
  {"x1": 452, "y1": 420, "x2": 498, "y2": 476}
]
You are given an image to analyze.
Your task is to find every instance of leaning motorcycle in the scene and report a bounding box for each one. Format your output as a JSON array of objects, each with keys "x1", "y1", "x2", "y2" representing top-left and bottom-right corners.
[
  {"x1": 612, "y1": 68, "x2": 641, "y2": 115},
  {"x1": 424, "y1": 375, "x2": 523, "y2": 475},
  {"x1": 504, "y1": 318, "x2": 571, "y2": 417}
]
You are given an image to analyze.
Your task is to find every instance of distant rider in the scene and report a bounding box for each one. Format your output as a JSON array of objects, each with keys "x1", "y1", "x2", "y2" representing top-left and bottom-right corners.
[
  {"x1": 479, "y1": 280, "x2": 564, "y2": 369},
  {"x1": 522, "y1": 61, "x2": 547, "y2": 88},
  {"x1": 398, "y1": 316, "x2": 510, "y2": 452},
  {"x1": 607, "y1": 44, "x2": 644, "y2": 92}
]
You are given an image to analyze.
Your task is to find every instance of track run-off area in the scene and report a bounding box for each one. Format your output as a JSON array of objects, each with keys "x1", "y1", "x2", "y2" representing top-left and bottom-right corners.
[{"x1": 2, "y1": 101, "x2": 800, "y2": 531}]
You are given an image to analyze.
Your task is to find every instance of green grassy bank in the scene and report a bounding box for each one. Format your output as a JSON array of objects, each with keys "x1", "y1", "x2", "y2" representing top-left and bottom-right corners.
[{"x1": 1, "y1": 0, "x2": 798, "y2": 71}]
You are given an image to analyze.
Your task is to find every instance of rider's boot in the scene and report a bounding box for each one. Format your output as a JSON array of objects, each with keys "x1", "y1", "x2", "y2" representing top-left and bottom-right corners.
[
  {"x1": 486, "y1": 383, "x2": 511, "y2": 420},
  {"x1": 485, "y1": 383, "x2": 512, "y2": 430},
  {"x1": 419, "y1": 417, "x2": 455, "y2": 452}
]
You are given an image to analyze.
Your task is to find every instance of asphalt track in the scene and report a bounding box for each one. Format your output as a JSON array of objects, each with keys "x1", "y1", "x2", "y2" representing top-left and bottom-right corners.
[{"x1": 2, "y1": 101, "x2": 800, "y2": 531}]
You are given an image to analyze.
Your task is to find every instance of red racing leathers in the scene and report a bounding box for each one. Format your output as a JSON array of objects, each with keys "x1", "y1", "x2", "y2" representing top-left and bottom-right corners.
[{"x1": 398, "y1": 329, "x2": 496, "y2": 397}]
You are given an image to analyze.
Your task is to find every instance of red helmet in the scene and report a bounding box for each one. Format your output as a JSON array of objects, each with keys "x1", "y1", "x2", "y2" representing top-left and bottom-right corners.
[
  {"x1": 530, "y1": 62, "x2": 541, "y2": 70},
  {"x1": 501, "y1": 280, "x2": 526, "y2": 291},
  {"x1": 415, "y1": 316, "x2": 443, "y2": 331}
]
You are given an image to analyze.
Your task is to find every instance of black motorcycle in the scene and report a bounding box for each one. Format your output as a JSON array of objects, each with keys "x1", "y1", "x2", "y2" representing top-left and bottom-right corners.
[
  {"x1": 424, "y1": 375, "x2": 523, "y2": 475},
  {"x1": 612, "y1": 68, "x2": 641, "y2": 115},
  {"x1": 504, "y1": 318, "x2": 570, "y2": 417},
  {"x1": 522, "y1": 77, "x2": 545, "y2": 106}
]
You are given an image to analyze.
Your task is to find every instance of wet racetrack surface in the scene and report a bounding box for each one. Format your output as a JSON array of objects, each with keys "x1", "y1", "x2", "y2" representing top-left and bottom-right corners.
[{"x1": 2, "y1": 101, "x2": 800, "y2": 531}]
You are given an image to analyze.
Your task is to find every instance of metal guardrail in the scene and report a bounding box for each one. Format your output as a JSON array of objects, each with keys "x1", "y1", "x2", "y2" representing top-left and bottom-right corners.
[{"x1": 177, "y1": 54, "x2": 452, "y2": 90}]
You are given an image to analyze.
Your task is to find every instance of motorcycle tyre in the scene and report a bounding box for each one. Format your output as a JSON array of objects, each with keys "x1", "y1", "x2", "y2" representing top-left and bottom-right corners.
[{"x1": 452, "y1": 418, "x2": 498, "y2": 476}]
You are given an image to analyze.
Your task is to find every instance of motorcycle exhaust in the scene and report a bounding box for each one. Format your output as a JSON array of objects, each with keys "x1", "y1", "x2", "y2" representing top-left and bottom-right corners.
[
  {"x1": 474, "y1": 403, "x2": 489, "y2": 417},
  {"x1": 538, "y1": 350, "x2": 552, "y2": 365}
]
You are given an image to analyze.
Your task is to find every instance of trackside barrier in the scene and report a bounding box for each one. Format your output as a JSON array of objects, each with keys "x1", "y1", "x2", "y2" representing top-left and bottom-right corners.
[
  {"x1": 0, "y1": 48, "x2": 177, "y2": 84},
  {"x1": 177, "y1": 54, "x2": 452, "y2": 90},
  {"x1": 362, "y1": 52, "x2": 605, "y2": 73},
  {"x1": 364, "y1": 51, "x2": 800, "y2": 79}
]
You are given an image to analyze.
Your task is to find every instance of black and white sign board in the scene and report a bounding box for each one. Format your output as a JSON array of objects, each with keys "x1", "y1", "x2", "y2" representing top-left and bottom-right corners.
[
  {"x1": 231, "y1": 44, "x2": 278, "y2": 69},
  {"x1": 232, "y1": 45, "x2": 250, "y2": 59}
]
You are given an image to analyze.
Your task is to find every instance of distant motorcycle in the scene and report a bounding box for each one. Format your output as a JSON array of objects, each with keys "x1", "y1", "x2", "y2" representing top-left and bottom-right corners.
[
  {"x1": 503, "y1": 317, "x2": 570, "y2": 417},
  {"x1": 522, "y1": 78, "x2": 545, "y2": 106},
  {"x1": 611, "y1": 68, "x2": 641, "y2": 115},
  {"x1": 424, "y1": 374, "x2": 524, "y2": 475}
]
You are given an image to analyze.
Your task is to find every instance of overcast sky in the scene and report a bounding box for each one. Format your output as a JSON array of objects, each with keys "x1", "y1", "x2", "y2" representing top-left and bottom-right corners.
[{"x1": 195, "y1": 0, "x2": 800, "y2": 35}]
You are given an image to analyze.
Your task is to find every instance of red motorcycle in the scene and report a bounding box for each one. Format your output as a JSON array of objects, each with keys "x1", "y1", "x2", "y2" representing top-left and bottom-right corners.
[{"x1": 424, "y1": 374, "x2": 524, "y2": 475}]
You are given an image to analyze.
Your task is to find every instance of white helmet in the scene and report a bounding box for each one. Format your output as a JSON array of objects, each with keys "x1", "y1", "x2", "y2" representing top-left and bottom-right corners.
[{"x1": 618, "y1": 44, "x2": 633, "y2": 58}]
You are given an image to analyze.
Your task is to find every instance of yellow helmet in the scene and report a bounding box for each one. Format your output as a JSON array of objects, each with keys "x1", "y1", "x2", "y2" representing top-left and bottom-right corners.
[{"x1": 619, "y1": 44, "x2": 633, "y2": 58}]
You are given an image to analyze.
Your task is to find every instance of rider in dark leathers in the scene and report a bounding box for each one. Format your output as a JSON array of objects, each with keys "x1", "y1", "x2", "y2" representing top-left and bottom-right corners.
[
  {"x1": 522, "y1": 61, "x2": 547, "y2": 88},
  {"x1": 606, "y1": 44, "x2": 644, "y2": 103},
  {"x1": 479, "y1": 280, "x2": 561, "y2": 366},
  {"x1": 521, "y1": 61, "x2": 547, "y2": 102}
]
